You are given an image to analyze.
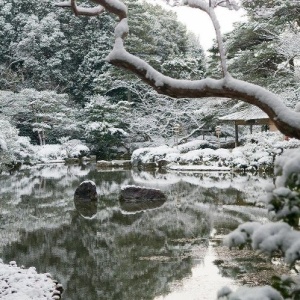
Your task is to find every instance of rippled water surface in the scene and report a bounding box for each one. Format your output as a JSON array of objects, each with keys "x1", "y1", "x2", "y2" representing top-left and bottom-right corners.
[{"x1": 0, "y1": 164, "x2": 273, "y2": 299}]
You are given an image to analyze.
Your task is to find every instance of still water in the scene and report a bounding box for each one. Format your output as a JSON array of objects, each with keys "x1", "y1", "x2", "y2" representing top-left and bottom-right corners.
[{"x1": 0, "y1": 164, "x2": 273, "y2": 299}]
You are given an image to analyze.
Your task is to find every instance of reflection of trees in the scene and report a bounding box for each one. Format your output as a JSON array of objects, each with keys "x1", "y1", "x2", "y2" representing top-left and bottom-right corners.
[
  {"x1": 2, "y1": 202, "x2": 210, "y2": 300},
  {"x1": 0, "y1": 166, "x2": 273, "y2": 299},
  {"x1": 133, "y1": 170, "x2": 273, "y2": 205}
]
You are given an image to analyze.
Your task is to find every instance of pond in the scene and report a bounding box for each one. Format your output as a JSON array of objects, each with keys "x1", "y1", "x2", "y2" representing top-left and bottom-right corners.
[{"x1": 0, "y1": 163, "x2": 274, "y2": 300}]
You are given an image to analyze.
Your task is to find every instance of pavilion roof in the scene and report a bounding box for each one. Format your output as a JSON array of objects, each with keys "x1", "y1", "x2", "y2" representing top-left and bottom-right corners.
[{"x1": 219, "y1": 105, "x2": 268, "y2": 121}]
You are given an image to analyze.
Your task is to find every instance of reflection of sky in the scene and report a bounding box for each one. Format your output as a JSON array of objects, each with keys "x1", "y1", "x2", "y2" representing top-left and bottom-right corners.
[{"x1": 155, "y1": 243, "x2": 237, "y2": 300}]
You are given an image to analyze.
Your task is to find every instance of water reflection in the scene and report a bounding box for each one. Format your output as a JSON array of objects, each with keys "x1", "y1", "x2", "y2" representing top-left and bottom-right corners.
[
  {"x1": 0, "y1": 164, "x2": 273, "y2": 299},
  {"x1": 155, "y1": 243, "x2": 236, "y2": 300}
]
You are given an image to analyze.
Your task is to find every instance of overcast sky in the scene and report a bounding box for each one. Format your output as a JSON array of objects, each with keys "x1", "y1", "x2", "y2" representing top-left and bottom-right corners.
[{"x1": 151, "y1": 0, "x2": 246, "y2": 52}]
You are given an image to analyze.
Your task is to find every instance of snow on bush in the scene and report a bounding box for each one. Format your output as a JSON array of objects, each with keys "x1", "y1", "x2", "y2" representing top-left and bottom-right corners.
[
  {"x1": 0, "y1": 119, "x2": 34, "y2": 168},
  {"x1": 217, "y1": 285, "x2": 283, "y2": 300},
  {"x1": 265, "y1": 148, "x2": 300, "y2": 226},
  {"x1": 224, "y1": 221, "x2": 300, "y2": 267},
  {"x1": 131, "y1": 145, "x2": 179, "y2": 165},
  {"x1": 131, "y1": 132, "x2": 300, "y2": 170},
  {"x1": 31, "y1": 144, "x2": 66, "y2": 163},
  {"x1": 0, "y1": 259, "x2": 57, "y2": 300},
  {"x1": 31, "y1": 141, "x2": 90, "y2": 163},
  {"x1": 177, "y1": 139, "x2": 215, "y2": 153},
  {"x1": 60, "y1": 139, "x2": 90, "y2": 158}
]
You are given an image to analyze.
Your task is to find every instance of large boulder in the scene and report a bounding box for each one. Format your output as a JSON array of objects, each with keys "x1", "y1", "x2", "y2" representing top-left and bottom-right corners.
[
  {"x1": 74, "y1": 181, "x2": 98, "y2": 202},
  {"x1": 119, "y1": 185, "x2": 167, "y2": 212},
  {"x1": 74, "y1": 181, "x2": 98, "y2": 218}
]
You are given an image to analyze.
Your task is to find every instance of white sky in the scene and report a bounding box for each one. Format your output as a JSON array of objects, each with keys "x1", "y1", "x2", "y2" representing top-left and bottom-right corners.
[{"x1": 151, "y1": 0, "x2": 246, "y2": 51}]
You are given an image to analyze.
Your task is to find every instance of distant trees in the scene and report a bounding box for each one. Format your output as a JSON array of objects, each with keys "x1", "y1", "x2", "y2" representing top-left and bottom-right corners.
[
  {"x1": 56, "y1": 0, "x2": 300, "y2": 139},
  {"x1": 0, "y1": 0, "x2": 205, "y2": 104},
  {"x1": 0, "y1": 0, "x2": 115, "y2": 101},
  {"x1": 0, "y1": 0, "x2": 209, "y2": 159}
]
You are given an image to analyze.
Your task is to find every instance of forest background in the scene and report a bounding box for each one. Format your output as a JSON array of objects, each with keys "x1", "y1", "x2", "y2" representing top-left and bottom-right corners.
[{"x1": 0, "y1": 0, "x2": 299, "y2": 162}]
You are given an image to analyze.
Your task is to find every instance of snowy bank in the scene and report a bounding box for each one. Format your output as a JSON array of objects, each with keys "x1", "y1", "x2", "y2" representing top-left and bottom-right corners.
[
  {"x1": 131, "y1": 132, "x2": 300, "y2": 171},
  {"x1": 0, "y1": 259, "x2": 63, "y2": 300}
]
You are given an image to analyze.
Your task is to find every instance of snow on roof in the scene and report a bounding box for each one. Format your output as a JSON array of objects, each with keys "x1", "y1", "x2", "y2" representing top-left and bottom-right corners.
[{"x1": 219, "y1": 105, "x2": 269, "y2": 121}]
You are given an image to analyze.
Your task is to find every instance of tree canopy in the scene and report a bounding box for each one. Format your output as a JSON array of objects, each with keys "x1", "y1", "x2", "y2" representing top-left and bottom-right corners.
[{"x1": 55, "y1": 0, "x2": 300, "y2": 139}]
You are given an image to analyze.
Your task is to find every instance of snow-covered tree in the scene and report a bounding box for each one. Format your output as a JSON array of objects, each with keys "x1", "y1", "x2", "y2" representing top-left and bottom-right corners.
[
  {"x1": 0, "y1": 117, "x2": 33, "y2": 170},
  {"x1": 0, "y1": 89, "x2": 78, "y2": 145},
  {"x1": 56, "y1": 0, "x2": 300, "y2": 139},
  {"x1": 212, "y1": 0, "x2": 300, "y2": 94},
  {"x1": 82, "y1": 95, "x2": 130, "y2": 159}
]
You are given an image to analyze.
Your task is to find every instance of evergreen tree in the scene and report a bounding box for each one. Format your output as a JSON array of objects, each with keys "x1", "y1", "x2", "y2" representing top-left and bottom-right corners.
[{"x1": 208, "y1": 0, "x2": 300, "y2": 93}]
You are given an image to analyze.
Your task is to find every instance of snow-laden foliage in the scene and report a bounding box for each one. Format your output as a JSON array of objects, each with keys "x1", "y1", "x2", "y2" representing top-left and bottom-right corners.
[
  {"x1": 0, "y1": 118, "x2": 34, "y2": 169},
  {"x1": 265, "y1": 148, "x2": 300, "y2": 226},
  {"x1": 59, "y1": 138, "x2": 90, "y2": 158},
  {"x1": 131, "y1": 132, "x2": 300, "y2": 170},
  {"x1": 223, "y1": 147, "x2": 300, "y2": 299},
  {"x1": 217, "y1": 285, "x2": 283, "y2": 300},
  {"x1": 218, "y1": 0, "x2": 300, "y2": 94},
  {"x1": 30, "y1": 141, "x2": 90, "y2": 163},
  {"x1": 0, "y1": 89, "x2": 79, "y2": 145},
  {"x1": 0, "y1": 259, "x2": 57, "y2": 300},
  {"x1": 224, "y1": 220, "x2": 300, "y2": 268}
]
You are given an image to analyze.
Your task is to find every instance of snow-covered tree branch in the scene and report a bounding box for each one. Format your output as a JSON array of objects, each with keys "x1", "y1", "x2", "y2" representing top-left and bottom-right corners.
[{"x1": 56, "y1": 0, "x2": 300, "y2": 140}]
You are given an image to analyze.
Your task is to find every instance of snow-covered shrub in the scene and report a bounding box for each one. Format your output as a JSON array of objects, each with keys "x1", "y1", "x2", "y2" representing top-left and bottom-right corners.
[
  {"x1": 224, "y1": 221, "x2": 300, "y2": 266},
  {"x1": 0, "y1": 118, "x2": 34, "y2": 169},
  {"x1": 60, "y1": 138, "x2": 90, "y2": 158},
  {"x1": 217, "y1": 285, "x2": 283, "y2": 300},
  {"x1": 31, "y1": 144, "x2": 67, "y2": 163},
  {"x1": 265, "y1": 149, "x2": 300, "y2": 226},
  {"x1": 131, "y1": 140, "x2": 224, "y2": 166},
  {"x1": 223, "y1": 221, "x2": 262, "y2": 249},
  {"x1": 131, "y1": 133, "x2": 300, "y2": 171},
  {"x1": 31, "y1": 140, "x2": 90, "y2": 163},
  {"x1": 177, "y1": 139, "x2": 215, "y2": 153},
  {"x1": 131, "y1": 145, "x2": 178, "y2": 166}
]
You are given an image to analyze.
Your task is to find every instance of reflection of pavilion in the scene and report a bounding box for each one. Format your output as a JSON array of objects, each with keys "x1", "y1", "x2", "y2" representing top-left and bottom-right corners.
[{"x1": 219, "y1": 105, "x2": 278, "y2": 146}]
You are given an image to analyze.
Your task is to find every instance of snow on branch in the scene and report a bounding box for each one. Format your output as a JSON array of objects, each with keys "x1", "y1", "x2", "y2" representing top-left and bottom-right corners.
[
  {"x1": 183, "y1": 0, "x2": 228, "y2": 75},
  {"x1": 55, "y1": 0, "x2": 127, "y2": 18},
  {"x1": 55, "y1": 1, "x2": 105, "y2": 16},
  {"x1": 108, "y1": 41, "x2": 300, "y2": 138},
  {"x1": 56, "y1": 0, "x2": 300, "y2": 140}
]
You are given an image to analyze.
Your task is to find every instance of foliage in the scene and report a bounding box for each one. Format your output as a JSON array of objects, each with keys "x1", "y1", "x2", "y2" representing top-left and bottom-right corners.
[
  {"x1": 265, "y1": 149, "x2": 300, "y2": 227},
  {"x1": 271, "y1": 275, "x2": 300, "y2": 300},
  {"x1": 0, "y1": 117, "x2": 33, "y2": 170},
  {"x1": 0, "y1": 0, "x2": 114, "y2": 101},
  {"x1": 0, "y1": 0, "x2": 206, "y2": 104},
  {"x1": 208, "y1": 0, "x2": 300, "y2": 95},
  {"x1": 82, "y1": 95, "x2": 130, "y2": 159},
  {"x1": 0, "y1": 89, "x2": 79, "y2": 145}
]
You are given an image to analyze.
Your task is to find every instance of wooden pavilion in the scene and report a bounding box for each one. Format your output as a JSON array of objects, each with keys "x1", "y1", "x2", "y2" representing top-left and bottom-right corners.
[{"x1": 218, "y1": 105, "x2": 277, "y2": 146}]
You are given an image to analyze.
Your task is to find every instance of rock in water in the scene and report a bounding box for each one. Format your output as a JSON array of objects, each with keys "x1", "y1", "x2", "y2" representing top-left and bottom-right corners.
[
  {"x1": 74, "y1": 181, "x2": 97, "y2": 218},
  {"x1": 74, "y1": 180, "x2": 98, "y2": 202},
  {"x1": 119, "y1": 185, "x2": 166, "y2": 212}
]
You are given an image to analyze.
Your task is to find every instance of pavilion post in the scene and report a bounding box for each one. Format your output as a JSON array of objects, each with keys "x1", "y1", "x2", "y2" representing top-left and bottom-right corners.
[{"x1": 235, "y1": 121, "x2": 239, "y2": 147}]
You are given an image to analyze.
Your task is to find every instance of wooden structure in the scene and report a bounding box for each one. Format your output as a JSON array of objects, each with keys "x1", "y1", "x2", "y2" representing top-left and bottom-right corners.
[{"x1": 219, "y1": 106, "x2": 277, "y2": 146}]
